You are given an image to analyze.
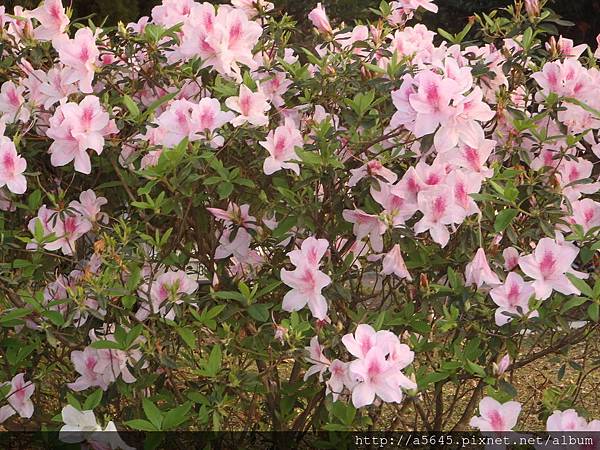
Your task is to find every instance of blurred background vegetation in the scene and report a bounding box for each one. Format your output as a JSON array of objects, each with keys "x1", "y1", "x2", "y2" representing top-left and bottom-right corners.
[{"x1": 4, "y1": 0, "x2": 600, "y2": 46}]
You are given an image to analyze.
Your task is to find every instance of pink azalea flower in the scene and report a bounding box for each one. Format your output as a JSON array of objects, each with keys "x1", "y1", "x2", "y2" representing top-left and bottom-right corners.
[
  {"x1": 214, "y1": 227, "x2": 252, "y2": 260},
  {"x1": 326, "y1": 360, "x2": 353, "y2": 401},
  {"x1": 31, "y1": 0, "x2": 69, "y2": 41},
  {"x1": 469, "y1": 397, "x2": 521, "y2": 431},
  {"x1": 342, "y1": 324, "x2": 399, "y2": 359},
  {"x1": 231, "y1": 0, "x2": 274, "y2": 18},
  {"x1": 465, "y1": 247, "x2": 501, "y2": 288},
  {"x1": 304, "y1": 336, "x2": 330, "y2": 382},
  {"x1": 43, "y1": 212, "x2": 92, "y2": 256},
  {"x1": 348, "y1": 346, "x2": 414, "y2": 408},
  {"x1": 47, "y1": 95, "x2": 117, "y2": 174},
  {"x1": 342, "y1": 208, "x2": 387, "y2": 253},
  {"x1": 207, "y1": 202, "x2": 257, "y2": 230},
  {"x1": 348, "y1": 160, "x2": 398, "y2": 187},
  {"x1": 518, "y1": 237, "x2": 588, "y2": 300},
  {"x1": 0, "y1": 141, "x2": 27, "y2": 195},
  {"x1": 503, "y1": 247, "x2": 521, "y2": 271},
  {"x1": 259, "y1": 72, "x2": 292, "y2": 108},
  {"x1": 0, "y1": 81, "x2": 30, "y2": 123},
  {"x1": 408, "y1": 70, "x2": 459, "y2": 138},
  {"x1": 260, "y1": 119, "x2": 303, "y2": 175},
  {"x1": 190, "y1": 97, "x2": 234, "y2": 146},
  {"x1": 493, "y1": 354, "x2": 511, "y2": 376},
  {"x1": 52, "y1": 27, "x2": 100, "y2": 93},
  {"x1": 490, "y1": 272, "x2": 537, "y2": 326},
  {"x1": 445, "y1": 169, "x2": 481, "y2": 217},
  {"x1": 546, "y1": 409, "x2": 590, "y2": 431},
  {"x1": 69, "y1": 189, "x2": 108, "y2": 223},
  {"x1": 382, "y1": 244, "x2": 412, "y2": 280},
  {"x1": 37, "y1": 66, "x2": 78, "y2": 109},
  {"x1": 225, "y1": 85, "x2": 271, "y2": 127},
  {"x1": 371, "y1": 182, "x2": 417, "y2": 226},
  {"x1": 0, "y1": 374, "x2": 35, "y2": 423},
  {"x1": 280, "y1": 237, "x2": 331, "y2": 320},
  {"x1": 68, "y1": 347, "x2": 112, "y2": 391},
  {"x1": 308, "y1": 3, "x2": 333, "y2": 34},
  {"x1": 557, "y1": 158, "x2": 600, "y2": 201},
  {"x1": 151, "y1": 0, "x2": 193, "y2": 27},
  {"x1": 148, "y1": 270, "x2": 199, "y2": 319},
  {"x1": 154, "y1": 99, "x2": 196, "y2": 147},
  {"x1": 414, "y1": 186, "x2": 463, "y2": 248},
  {"x1": 567, "y1": 199, "x2": 600, "y2": 233}
]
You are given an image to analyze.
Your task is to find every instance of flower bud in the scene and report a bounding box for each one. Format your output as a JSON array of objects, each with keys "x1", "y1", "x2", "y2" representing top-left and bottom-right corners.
[
  {"x1": 493, "y1": 354, "x2": 511, "y2": 376},
  {"x1": 524, "y1": 0, "x2": 541, "y2": 19},
  {"x1": 308, "y1": 3, "x2": 333, "y2": 34}
]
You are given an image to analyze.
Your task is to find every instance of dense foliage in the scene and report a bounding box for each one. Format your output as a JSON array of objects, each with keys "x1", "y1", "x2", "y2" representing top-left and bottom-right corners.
[{"x1": 1, "y1": 0, "x2": 600, "y2": 444}]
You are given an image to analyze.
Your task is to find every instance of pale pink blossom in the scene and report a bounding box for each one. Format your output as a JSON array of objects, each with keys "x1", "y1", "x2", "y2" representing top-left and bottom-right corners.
[
  {"x1": 0, "y1": 81, "x2": 30, "y2": 123},
  {"x1": 0, "y1": 374, "x2": 35, "y2": 423},
  {"x1": 518, "y1": 237, "x2": 588, "y2": 300},
  {"x1": 493, "y1": 354, "x2": 511, "y2": 376},
  {"x1": 382, "y1": 244, "x2": 412, "y2": 280},
  {"x1": 567, "y1": 199, "x2": 600, "y2": 233},
  {"x1": 304, "y1": 336, "x2": 330, "y2": 382},
  {"x1": 308, "y1": 3, "x2": 332, "y2": 34},
  {"x1": 225, "y1": 85, "x2": 270, "y2": 127},
  {"x1": 69, "y1": 189, "x2": 108, "y2": 224},
  {"x1": 503, "y1": 247, "x2": 521, "y2": 271},
  {"x1": 490, "y1": 272, "x2": 537, "y2": 326},
  {"x1": 414, "y1": 186, "x2": 463, "y2": 248},
  {"x1": 469, "y1": 397, "x2": 521, "y2": 431},
  {"x1": 348, "y1": 160, "x2": 397, "y2": 187},
  {"x1": 342, "y1": 324, "x2": 399, "y2": 359},
  {"x1": 43, "y1": 213, "x2": 92, "y2": 256},
  {"x1": 31, "y1": 0, "x2": 69, "y2": 41},
  {"x1": 53, "y1": 27, "x2": 100, "y2": 93},
  {"x1": 280, "y1": 237, "x2": 331, "y2": 320},
  {"x1": 260, "y1": 119, "x2": 303, "y2": 175},
  {"x1": 47, "y1": 95, "x2": 117, "y2": 174},
  {"x1": 190, "y1": 97, "x2": 234, "y2": 146},
  {"x1": 0, "y1": 141, "x2": 27, "y2": 195},
  {"x1": 546, "y1": 409, "x2": 591, "y2": 431},
  {"x1": 342, "y1": 208, "x2": 387, "y2": 253},
  {"x1": 465, "y1": 248, "x2": 501, "y2": 288}
]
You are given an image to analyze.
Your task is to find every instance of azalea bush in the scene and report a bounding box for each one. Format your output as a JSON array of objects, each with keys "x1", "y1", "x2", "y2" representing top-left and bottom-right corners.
[{"x1": 1, "y1": 0, "x2": 600, "y2": 441}]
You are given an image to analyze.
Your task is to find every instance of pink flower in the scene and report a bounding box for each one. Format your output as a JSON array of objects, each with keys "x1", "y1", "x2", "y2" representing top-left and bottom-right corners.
[
  {"x1": 413, "y1": 186, "x2": 463, "y2": 248},
  {"x1": 469, "y1": 397, "x2": 521, "y2": 431},
  {"x1": 408, "y1": 70, "x2": 458, "y2": 138},
  {"x1": 490, "y1": 272, "x2": 537, "y2": 326},
  {"x1": 348, "y1": 160, "x2": 398, "y2": 187},
  {"x1": 342, "y1": 324, "x2": 398, "y2": 359},
  {"x1": 43, "y1": 213, "x2": 92, "y2": 256},
  {"x1": 225, "y1": 85, "x2": 270, "y2": 127},
  {"x1": 280, "y1": 237, "x2": 331, "y2": 320},
  {"x1": 149, "y1": 270, "x2": 199, "y2": 319},
  {"x1": 524, "y1": 0, "x2": 540, "y2": 17},
  {"x1": 31, "y1": 0, "x2": 69, "y2": 41},
  {"x1": 308, "y1": 3, "x2": 332, "y2": 34},
  {"x1": 503, "y1": 247, "x2": 520, "y2": 271},
  {"x1": 518, "y1": 237, "x2": 588, "y2": 300},
  {"x1": 38, "y1": 66, "x2": 78, "y2": 109},
  {"x1": 151, "y1": 0, "x2": 193, "y2": 27},
  {"x1": 0, "y1": 141, "x2": 27, "y2": 195},
  {"x1": 53, "y1": 27, "x2": 100, "y2": 93},
  {"x1": 465, "y1": 248, "x2": 501, "y2": 288},
  {"x1": 348, "y1": 346, "x2": 415, "y2": 408},
  {"x1": 567, "y1": 199, "x2": 600, "y2": 233},
  {"x1": 493, "y1": 354, "x2": 511, "y2": 376},
  {"x1": 304, "y1": 336, "x2": 330, "y2": 382},
  {"x1": 382, "y1": 244, "x2": 412, "y2": 280},
  {"x1": 371, "y1": 182, "x2": 417, "y2": 226},
  {"x1": 69, "y1": 189, "x2": 108, "y2": 223},
  {"x1": 207, "y1": 202, "x2": 257, "y2": 230},
  {"x1": 47, "y1": 95, "x2": 117, "y2": 174},
  {"x1": 445, "y1": 169, "x2": 481, "y2": 217},
  {"x1": 326, "y1": 360, "x2": 352, "y2": 401},
  {"x1": 214, "y1": 227, "x2": 252, "y2": 260},
  {"x1": 260, "y1": 119, "x2": 303, "y2": 175},
  {"x1": 0, "y1": 81, "x2": 30, "y2": 123},
  {"x1": 190, "y1": 97, "x2": 234, "y2": 146},
  {"x1": 0, "y1": 374, "x2": 35, "y2": 423},
  {"x1": 342, "y1": 208, "x2": 387, "y2": 253},
  {"x1": 231, "y1": 0, "x2": 274, "y2": 18},
  {"x1": 180, "y1": 6, "x2": 262, "y2": 79},
  {"x1": 546, "y1": 409, "x2": 589, "y2": 431}
]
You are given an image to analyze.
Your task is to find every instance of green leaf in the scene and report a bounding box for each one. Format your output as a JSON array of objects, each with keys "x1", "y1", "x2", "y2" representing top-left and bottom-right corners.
[
  {"x1": 83, "y1": 389, "x2": 103, "y2": 410},
  {"x1": 588, "y1": 303, "x2": 599, "y2": 322},
  {"x1": 162, "y1": 402, "x2": 192, "y2": 430},
  {"x1": 465, "y1": 360, "x2": 486, "y2": 378},
  {"x1": 248, "y1": 303, "x2": 270, "y2": 322},
  {"x1": 494, "y1": 209, "x2": 518, "y2": 232},
  {"x1": 125, "y1": 419, "x2": 158, "y2": 431},
  {"x1": 143, "y1": 398, "x2": 163, "y2": 430},
  {"x1": 204, "y1": 345, "x2": 222, "y2": 377},
  {"x1": 566, "y1": 274, "x2": 593, "y2": 298},
  {"x1": 122, "y1": 95, "x2": 140, "y2": 118},
  {"x1": 177, "y1": 327, "x2": 196, "y2": 349}
]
